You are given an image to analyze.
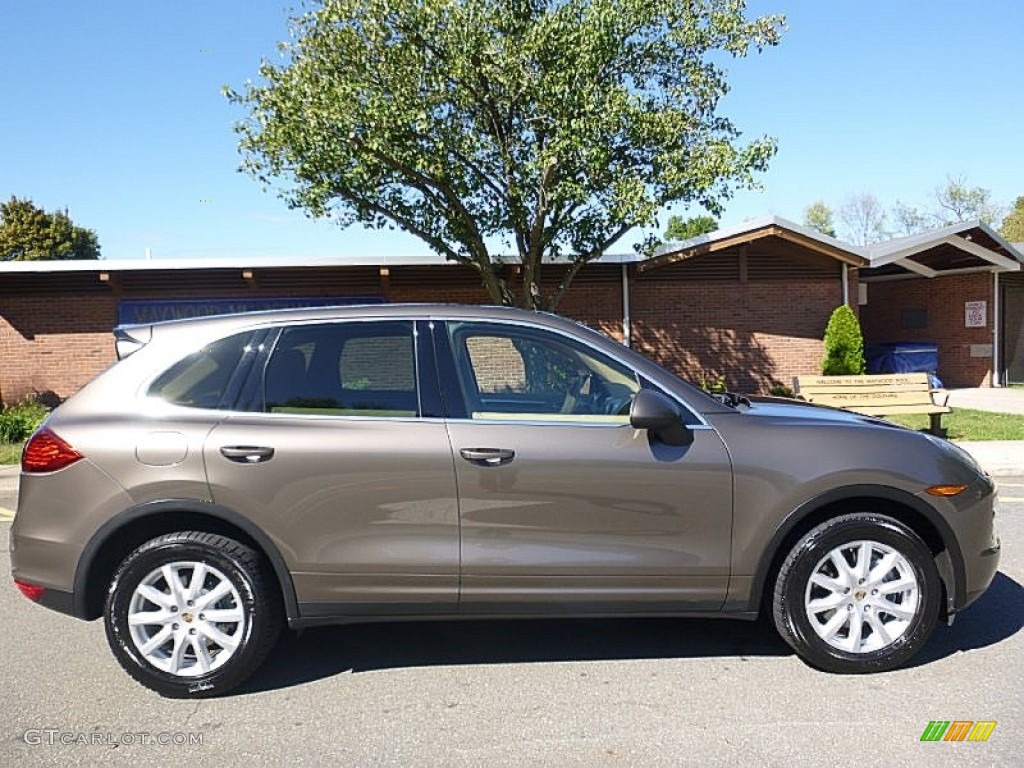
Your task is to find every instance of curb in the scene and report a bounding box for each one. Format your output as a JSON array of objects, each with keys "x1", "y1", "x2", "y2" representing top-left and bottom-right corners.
[{"x1": 954, "y1": 441, "x2": 1023, "y2": 478}]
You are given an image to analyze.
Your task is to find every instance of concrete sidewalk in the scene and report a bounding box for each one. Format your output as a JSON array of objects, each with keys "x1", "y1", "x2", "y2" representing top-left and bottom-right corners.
[{"x1": 947, "y1": 387, "x2": 1024, "y2": 414}]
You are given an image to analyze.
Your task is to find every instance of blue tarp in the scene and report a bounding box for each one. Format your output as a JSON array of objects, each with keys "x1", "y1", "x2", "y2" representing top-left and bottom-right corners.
[{"x1": 865, "y1": 342, "x2": 942, "y2": 387}]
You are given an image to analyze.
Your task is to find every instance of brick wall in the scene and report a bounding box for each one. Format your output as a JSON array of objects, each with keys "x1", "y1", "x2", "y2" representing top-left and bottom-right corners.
[
  {"x1": 859, "y1": 272, "x2": 996, "y2": 388},
  {"x1": 630, "y1": 276, "x2": 845, "y2": 393},
  {"x1": 0, "y1": 293, "x2": 118, "y2": 403}
]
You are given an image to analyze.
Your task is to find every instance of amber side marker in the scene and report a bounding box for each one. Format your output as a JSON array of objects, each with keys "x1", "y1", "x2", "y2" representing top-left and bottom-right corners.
[{"x1": 925, "y1": 484, "x2": 969, "y2": 497}]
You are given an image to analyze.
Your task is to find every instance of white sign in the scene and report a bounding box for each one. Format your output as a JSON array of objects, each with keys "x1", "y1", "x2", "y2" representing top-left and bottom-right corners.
[{"x1": 965, "y1": 301, "x2": 987, "y2": 328}]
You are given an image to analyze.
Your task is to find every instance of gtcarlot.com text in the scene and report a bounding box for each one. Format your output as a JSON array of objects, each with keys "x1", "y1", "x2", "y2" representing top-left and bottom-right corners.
[{"x1": 23, "y1": 729, "x2": 203, "y2": 747}]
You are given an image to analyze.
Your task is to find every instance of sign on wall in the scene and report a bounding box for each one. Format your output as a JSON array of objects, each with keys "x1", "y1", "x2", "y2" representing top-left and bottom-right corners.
[
  {"x1": 118, "y1": 297, "x2": 385, "y2": 326},
  {"x1": 964, "y1": 300, "x2": 987, "y2": 328}
]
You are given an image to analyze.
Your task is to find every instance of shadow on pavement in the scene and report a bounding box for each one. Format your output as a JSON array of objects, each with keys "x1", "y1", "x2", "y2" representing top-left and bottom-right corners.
[
  {"x1": 911, "y1": 571, "x2": 1024, "y2": 666},
  {"x1": 239, "y1": 615, "x2": 790, "y2": 695},
  {"x1": 239, "y1": 571, "x2": 1023, "y2": 695}
]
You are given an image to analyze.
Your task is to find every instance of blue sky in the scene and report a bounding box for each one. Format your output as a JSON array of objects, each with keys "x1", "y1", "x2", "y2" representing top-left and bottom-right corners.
[{"x1": 1, "y1": 1, "x2": 1020, "y2": 261}]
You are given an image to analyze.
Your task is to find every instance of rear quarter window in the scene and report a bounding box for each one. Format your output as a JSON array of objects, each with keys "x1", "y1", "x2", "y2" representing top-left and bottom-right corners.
[{"x1": 148, "y1": 332, "x2": 256, "y2": 409}]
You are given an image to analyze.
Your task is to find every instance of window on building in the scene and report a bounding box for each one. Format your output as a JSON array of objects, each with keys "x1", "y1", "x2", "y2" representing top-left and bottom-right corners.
[{"x1": 901, "y1": 308, "x2": 928, "y2": 330}]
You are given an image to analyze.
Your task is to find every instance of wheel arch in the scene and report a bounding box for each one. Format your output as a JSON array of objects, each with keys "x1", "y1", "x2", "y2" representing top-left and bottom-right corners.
[
  {"x1": 749, "y1": 485, "x2": 964, "y2": 619},
  {"x1": 73, "y1": 499, "x2": 299, "y2": 625}
]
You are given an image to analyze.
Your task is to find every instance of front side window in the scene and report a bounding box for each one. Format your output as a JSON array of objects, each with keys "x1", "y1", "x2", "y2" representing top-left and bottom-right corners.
[
  {"x1": 148, "y1": 331, "x2": 257, "y2": 409},
  {"x1": 448, "y1": 322, "x2": 640, "y2": 423},
  {"x1": 262, "y1": 321, "x2": 419, "y2": 417}
]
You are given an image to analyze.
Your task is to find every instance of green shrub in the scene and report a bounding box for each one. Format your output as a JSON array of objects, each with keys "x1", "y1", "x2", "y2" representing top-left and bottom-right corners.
[
  {"x1": 768, "y1": 384, "x2": 795, "y2": 398},
  {"x1": 0, "y1": 396, "x2": 49, "y2": 443},
  {"x1": 698, "y1": 372, "x2": 728, "y2": 394},
  {"x1": 821, "y1": 305, "x2": 866, "y2": 375}
]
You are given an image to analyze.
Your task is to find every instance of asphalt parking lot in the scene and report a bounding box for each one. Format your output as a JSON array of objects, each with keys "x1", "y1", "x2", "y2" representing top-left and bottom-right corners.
[{"x1": 2, "y1": 479, "x2": 1021, "y2": 767}]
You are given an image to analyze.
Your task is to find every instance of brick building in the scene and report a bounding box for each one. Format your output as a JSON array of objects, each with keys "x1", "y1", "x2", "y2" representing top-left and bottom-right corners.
[{"x1": 1, "y1": 217, "x2": 1021, "y2": 405}]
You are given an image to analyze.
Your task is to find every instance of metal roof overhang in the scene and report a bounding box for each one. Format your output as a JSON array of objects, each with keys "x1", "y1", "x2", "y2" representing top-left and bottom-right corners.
[{"x1": 862, "y1": 223, "x2": 1023, "y2": 281}]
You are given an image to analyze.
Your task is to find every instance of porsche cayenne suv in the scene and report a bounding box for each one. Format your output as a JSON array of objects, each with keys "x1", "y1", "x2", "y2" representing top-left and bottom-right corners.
[{"x1": 10, "y1": 304, "x2": 1000, "y2": 697}]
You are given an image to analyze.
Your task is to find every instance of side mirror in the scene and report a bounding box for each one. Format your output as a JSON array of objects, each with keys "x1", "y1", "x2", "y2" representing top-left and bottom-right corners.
[{"x1": 629, "y1": 389, "x2": 693, "y2": 446}]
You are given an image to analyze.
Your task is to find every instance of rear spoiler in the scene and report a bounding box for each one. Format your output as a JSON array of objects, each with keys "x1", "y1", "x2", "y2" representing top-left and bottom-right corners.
[{"x1": 113, "y1": 325, "x2": 153, "y2": 360}]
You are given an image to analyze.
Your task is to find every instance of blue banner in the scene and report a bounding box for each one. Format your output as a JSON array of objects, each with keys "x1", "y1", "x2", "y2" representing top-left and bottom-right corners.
[{"x1": 118, "y1": 296, "x2": 385, "y2": 325}]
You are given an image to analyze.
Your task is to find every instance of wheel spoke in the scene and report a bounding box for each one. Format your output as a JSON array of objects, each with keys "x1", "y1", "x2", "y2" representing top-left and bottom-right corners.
[
  {"x1": 819, "y1": 608, "x2": 850, "y2": 641},
  {"x1": 192, "y1": 636, "x2": 211, "y2": 674},
  {"x1": 198, "y1": 622, "x2": 239, "y2": 651},
  {"x1": 136, "y1": 584, "x2": 174, "y2": 610},
  {"x1": 829, "y1": 551, "x2": 855, "y2": 585},
  {"x1": 128, "y1": 609, "x2": 174, "y2": 627},
  {"x1": 866, "y1": 612, "x2": 893, "y2": 646},
  {"x1": 168, "y1": 631, "x2": 188, "y2": 673},
  {"x1": 807, "y1": 593, "x2": 847, "y2": 613},
  {"x1": 202, "y1": 607, "x2": 244, "y2": 623},
  {"x1": 855, "y1": 542, "x2": 872, "y2": 581},
  {"x1": 187, "y1": 563, "x2": 208, "y2": 602},
  {"x1": 161, "y1": 564, "x2": 186, "y2": 606},
  {"x1": 194, "y1": 581, "x2": 232, "y2": 610},
  {"x1": 867, "y1": 552, "x2": 898, "y2": 585},
  {"x1": 874, "y1": 601, "x2": 916, "y2": 621},
  {"x1": 877, "y1": 577, "x2": 917, "y2": 595},
  {"x1": 846, "y1": 612, "x2": 864, "y2": 651},
  {"x1": 810, "y1": 572, "x2": 847, "y2": 593},
  {"x1": 138, "y1": 624, "x2": 173, "y2": 656}
]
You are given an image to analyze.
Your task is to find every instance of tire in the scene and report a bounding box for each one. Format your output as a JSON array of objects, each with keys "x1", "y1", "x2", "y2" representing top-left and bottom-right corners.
[
  {"x1": 772, "y1": 513, "x2": 940, "y2": 673},
  {"x1": 104, "y1": 532, "x2": 283, "y2": 698}
]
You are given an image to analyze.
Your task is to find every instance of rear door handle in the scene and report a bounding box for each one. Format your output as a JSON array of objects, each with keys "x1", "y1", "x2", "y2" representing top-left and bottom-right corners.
[
  {"x1": 459, "y1": 448, "x2": 515, "y2": 467},
  {"x1": 220, "y1": 445, "x2": 275, "y2": 464}
]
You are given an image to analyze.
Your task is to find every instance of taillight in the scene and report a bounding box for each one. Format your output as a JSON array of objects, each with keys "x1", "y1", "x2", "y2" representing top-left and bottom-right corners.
[
  {"x1": 22, "y1": 429, "x2": 84, "y2": 473},
  {"x1": 15, "y1": 580, "x2": 45, "y2": 602}
]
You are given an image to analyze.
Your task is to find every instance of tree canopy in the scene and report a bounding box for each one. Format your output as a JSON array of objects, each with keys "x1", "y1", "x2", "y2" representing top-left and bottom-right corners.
[
  {"x1": 664, "y1": 214, "x2": 718, "y2": 242},
  {"x1": 1000, "y1": 196, "x2": 1024, "y2": 243},
  {"x1": 802, "y1": 200, "x2": 835, "y2": 237},
  {"x1": 0, "y1": 197, "x2": 100, "y2": 261},
  {"x1": 227, "y1": 0, "x2": 783, "y2": 309}
]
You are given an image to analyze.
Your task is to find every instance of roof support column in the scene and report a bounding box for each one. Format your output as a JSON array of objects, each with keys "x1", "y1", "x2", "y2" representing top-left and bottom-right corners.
[{"x1": 621, "y1": 263, "x2": 631, "y2": 348}]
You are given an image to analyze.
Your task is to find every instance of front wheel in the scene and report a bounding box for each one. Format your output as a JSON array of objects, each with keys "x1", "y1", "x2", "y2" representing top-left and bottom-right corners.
[
  {"x1": 772, "y1": 513, "x2": 941, "y2": 673},
  {"x1": 104, "y1": 532, "x2": 282, "y2": 697}
]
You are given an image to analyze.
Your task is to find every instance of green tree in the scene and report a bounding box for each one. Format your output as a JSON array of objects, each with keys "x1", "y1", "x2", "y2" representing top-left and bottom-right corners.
[
  {"x1": 664, "y1": 214, "x2": 718, "y2": 242},
  {"x1": 802, "y1": 200, "x2": 835, "y2": 237},
  {"x1": 227, "y1": 0, "x2": 783, "y2": 310},
  {"x1": 821, "y1": 304, "x2": 865, "y2": 376},
  {"x1": 933, "y1": 175, "x2": 1003, "y2": 226},
  {"x1": 1000, "y1": 196, "x2": 1024, "y2": 242},
  {"x1": 0, "y1": 197, "x2": 100, "y2": 261}
]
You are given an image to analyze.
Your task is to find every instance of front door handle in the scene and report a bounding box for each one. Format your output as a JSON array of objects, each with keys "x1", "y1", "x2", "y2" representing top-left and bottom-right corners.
[
  {"x1": 459, "y1": 447, "x2": 515, "y2": 467},
  {"x1": 220, "y1": 445, "x2": 275, "y2": 464}
]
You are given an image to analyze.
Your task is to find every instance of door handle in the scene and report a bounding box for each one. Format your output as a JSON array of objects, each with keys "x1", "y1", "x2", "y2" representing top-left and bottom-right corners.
[
  {"x1": 459, "y1": 448, "x2": 515, "y2": 467},
  {"x1": 220, "y1": 445, "x2": 275, "y2": 464}
]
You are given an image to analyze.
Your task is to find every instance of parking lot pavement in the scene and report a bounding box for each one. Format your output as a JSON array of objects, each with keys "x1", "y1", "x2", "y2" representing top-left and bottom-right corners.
[{"x1": 2, "y1": 481, "x2": 1022, "y2": 767}]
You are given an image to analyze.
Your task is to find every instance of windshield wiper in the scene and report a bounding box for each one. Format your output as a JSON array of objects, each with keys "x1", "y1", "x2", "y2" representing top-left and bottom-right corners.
[{"x1": 710, "y1": 391, "x2": 751, "y2": 409}]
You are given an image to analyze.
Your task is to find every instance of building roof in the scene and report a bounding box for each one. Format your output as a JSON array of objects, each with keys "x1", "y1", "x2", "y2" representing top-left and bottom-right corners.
[
  {"x1": 863, "y1": 220, "x2": 1023, "y2": 279},
  {"x1": 640, "y1": 215, "x2": 869, "y2": 273},
  {"x1": 0, "y1": 250, "x2": 643, "y2": 275}
]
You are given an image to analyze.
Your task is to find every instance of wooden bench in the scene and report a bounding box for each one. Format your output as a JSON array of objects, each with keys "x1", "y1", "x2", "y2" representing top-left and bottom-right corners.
[{"x1": 793, "y1": 373, "x2": 951, "y2": 434}]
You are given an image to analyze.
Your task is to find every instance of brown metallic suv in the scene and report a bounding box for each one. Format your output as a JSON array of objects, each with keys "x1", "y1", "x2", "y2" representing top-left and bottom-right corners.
[{"x1": 10, "y1": 305, "x2": 1000, "y2": 697}]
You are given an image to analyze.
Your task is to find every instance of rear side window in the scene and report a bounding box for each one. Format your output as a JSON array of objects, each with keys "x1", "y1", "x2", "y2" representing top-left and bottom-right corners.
[
  {"x1": 148, "y1": 332, "x2": 256, "y2": 409},
  {"x1": 262, "y1": 321, "x2": 419, "y2": 417}
]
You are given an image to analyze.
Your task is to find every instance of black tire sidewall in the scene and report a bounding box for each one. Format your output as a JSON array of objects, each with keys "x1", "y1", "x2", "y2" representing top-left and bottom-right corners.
[
  {"x1": 104, "y1": 535, "x2": 269, "y2": 697},
  {"x1": 776, "y1": 514, "x2": 941, "y2": 673}
]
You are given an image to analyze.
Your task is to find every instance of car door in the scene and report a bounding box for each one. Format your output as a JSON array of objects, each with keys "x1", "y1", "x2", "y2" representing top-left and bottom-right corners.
[
  {"x1": 438, "y1": 320, "x2": 734, "y2": 613},
  {"x1": 204, "y1": 319, "x2": 459, "y2": 618}
]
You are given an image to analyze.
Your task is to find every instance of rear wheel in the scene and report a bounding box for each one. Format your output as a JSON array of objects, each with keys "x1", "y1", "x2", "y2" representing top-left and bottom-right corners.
[
  {"x1": 104, "y1": 532, "x2": 282, "y2": 697},
  {"x1": 772, "y1": 513, "x2": 940, "y2": 673}
]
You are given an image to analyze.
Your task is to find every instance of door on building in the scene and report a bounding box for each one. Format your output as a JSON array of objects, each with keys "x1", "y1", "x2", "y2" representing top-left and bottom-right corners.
[{"x1": 1002, "y1": 276, "x2": 1024, "y2": 384}]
